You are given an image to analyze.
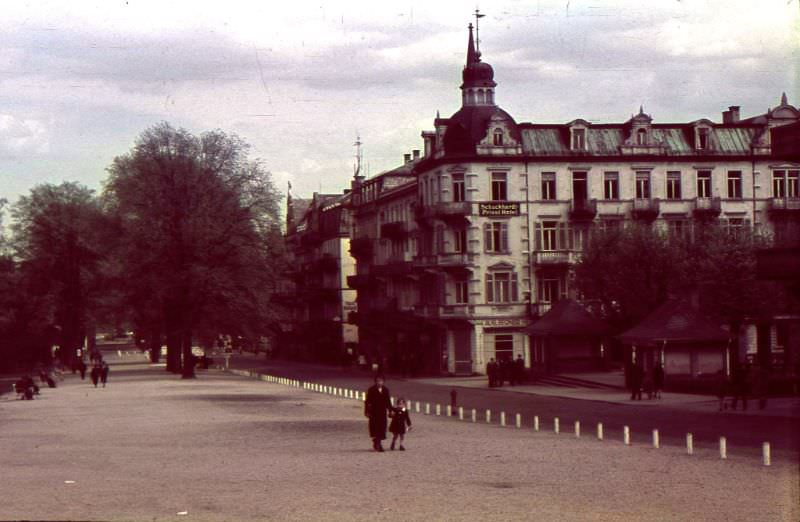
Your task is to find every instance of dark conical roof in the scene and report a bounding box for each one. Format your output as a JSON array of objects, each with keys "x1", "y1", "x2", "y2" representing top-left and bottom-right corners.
[
  {"x1": 618, "y1": 299, "x2": 730, "y2": 345},
  {"x1": 461, "y1": 23, "x2": 495, "y2": 88},
  {"x1": 525, "y1": 299, "x2": 610, "y2": 337},
  {"x1": 442, "y1": 105, "x2": 519, "y2": 155}
]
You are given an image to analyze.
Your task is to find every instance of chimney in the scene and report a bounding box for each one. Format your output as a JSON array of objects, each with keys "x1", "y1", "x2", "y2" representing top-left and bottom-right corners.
[
  {"x1": 404, "y1": 153, "x2": 411, "y2": 164},
  {"x1": 722, "y1": 110, "x2": 731, "y2": 124},
  {"x1": 728, "y1": 106, "x2": 740, "y2": 122},
  {"x1": 412, "y1": 149, "x2": 420, "y2": 160}
]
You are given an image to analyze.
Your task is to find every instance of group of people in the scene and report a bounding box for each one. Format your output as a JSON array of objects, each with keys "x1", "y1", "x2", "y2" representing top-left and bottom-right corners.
[
  {"x1": 486, "y1": 355, "x2": 526, "y2": 387},
  {"x1": 364, "y1": 376, "x2": 412, "y2": 452},
  {"x1": 627, "y1": 362, "x2": 665, "y2": 400},
  {"x1": 716, "y1": 364, "x2": 770, "y2": 411},
  {"x1": 73, "y1": 354, "x2": 110, "y2": 388}
]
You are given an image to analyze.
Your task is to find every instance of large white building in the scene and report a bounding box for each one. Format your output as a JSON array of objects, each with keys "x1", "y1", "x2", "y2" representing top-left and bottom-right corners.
[{"x1": 340, "y1": 24, "x2": 799, "y2": 377}]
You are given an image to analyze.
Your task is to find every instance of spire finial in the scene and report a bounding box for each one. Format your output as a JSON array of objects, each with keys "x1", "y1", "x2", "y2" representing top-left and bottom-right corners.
[
  {"x1": 466, "y1": 23, "x2": 477, "y2": 65},
  {"x1": 353, "y1": 134, "x2": 363, "y2": 179},
  {"x1": 781, "y1": 92, "x2": 788, "y2": 105},
  {"x1": 474, "y1": 8, "x2": 486, "y2": 55},
  {"x1": 639, "y1": 104, "x2": 645, "y2": 115},
  {"x1": 436, "y1": 109, "x2": 440, "y2": 119}
]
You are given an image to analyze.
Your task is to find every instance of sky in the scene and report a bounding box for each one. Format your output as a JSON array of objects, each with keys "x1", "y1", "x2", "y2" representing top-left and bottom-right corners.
[{"x1": 0, "y1": 0, "x2": 797, "y2": 207}]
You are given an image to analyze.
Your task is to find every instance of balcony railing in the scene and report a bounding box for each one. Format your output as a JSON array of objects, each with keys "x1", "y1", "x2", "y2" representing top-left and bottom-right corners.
[
  {"x1": 346, "y1": 274, "x2": 375, "y2": 288},
  {"x1": 569, "y1": 199, "x2": 597, "y2": 220},
  {"x1": 533, "y1": 251, "x2": 577, "y2": 266},
  {"x1": 415, "y1": 201, "x2": 471, "y2": 222},
  {"x1": 693, "y1": 197, "x2": 721, "y2": 217},
  {"x1": 631, "y1": 198, "x2": 660, "y2": 220},
  {"x1": 767, "y1": 197, "x2": 800, "y2": 215},
  {"x1": 413, "y1": 252, "x2": 475, "y2": 271}
]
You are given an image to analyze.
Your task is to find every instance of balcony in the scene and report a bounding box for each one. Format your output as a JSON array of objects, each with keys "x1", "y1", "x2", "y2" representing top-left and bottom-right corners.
[
  {"x1": 533, "y1": 251, "x2": 577, "y2": 267},
  {"x1": 346, "y1": 273, "x2": 376, "y2": 289},
  {"x1": 372, "y1": 260, "x2": 414, "y2": 277},
  {"x1": 569, "y1": 199, "x2": 597, "y2": 221},
  {"x1": 767, "y1": 197, "x2": 800, "y2": 219},
  {"x1": 413, "y1": 252, "x2": 475, "y2": 273},
  {"x1": 415, "y1": 201, "x2": 471, "y2": 223},
  {"x1": 349, "y1": 237, "x2": 374, "y2": 260},
  {"x1": 631, "y1": 198, "x2": 660, "y2": 221},
  {"x1": 380, "y1": 221, "x2": 408, "y2": 240},
  {"x1": 693, "y1": 197, "x2": 722, "y2": 219}
]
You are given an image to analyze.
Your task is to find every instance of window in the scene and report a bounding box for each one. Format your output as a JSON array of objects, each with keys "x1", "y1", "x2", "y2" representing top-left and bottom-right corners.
[
  {"x1": 494, "y1": 334, "x2": 514, "y2": 362},
  {"x1": 491, "y1": 172, "x2": 507, "y2": 201},
  {"x1": 598, "y1": 219, "x2": 622, "y2": 235},
  {"x1": 789, "y1": 170, "x2": 799, "y2": 198},
  {"x1": 773, "y1": 170, "x2": 786, "y2": 198},
  {"x1": 493, "y1": 129, "x2": 504, "y2": 146},
  {"x1": 635, "y1": 172, "x2": 650, "y2": 199},
  {"x1": 604, "y1": 172, "x2": 619, "y2": 200},
  {"x1": 572, "y1": 171, "x2": 588, "y2": 201},
  {"x1": 454, "y1": 279, "x2": 469, "y2": 304},
  {"x1": 667, "y1": 219, "x2": 690, "y2": 240},
  {"x1": 572, "y1": 128, "x2": 586, "y2": 150},
  {"x1": 666, "y1": 171, "x2": 682, "y2": 200},
  {"x1": 727, "y1": 171, "x2": 742, "y2": 199},
  {"x1": 484, "y1": 222, "x2": 509, "y2": 253},
  {"x1": 724, "y1": 217, "x2": 748, "y2": 237},
  {"x1": 486, "y1": 271, "x2": 518, "y2": 303},
  {"x1": 541, "y1": 221, "x2": 558, "y2": 251},
  {"x1": 698, "y1": 128, "x2": 710, "y2": 150},
  {"x1": 453, "y1": 228, "x2": 468, "y2": 253},
  {"x1": 697, "y1": 170, "x2": 712, "y2": 198},
  {"x1": 452, "y1": 173, "x2": 465, "y2": 202},
  {"x1": 541, "y1": 172, "x2": 556, "y2": 200},
  {"x1": 637, "y1": 129, "x2": 647, "y2": 146},
  {"x1": 538, "y1": 278, "x2": 562, "y2": 304}
]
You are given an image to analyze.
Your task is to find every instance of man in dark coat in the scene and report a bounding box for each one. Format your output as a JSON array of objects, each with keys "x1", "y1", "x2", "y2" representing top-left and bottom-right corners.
[
  {"x1": 486, "y1": 358, "x2": 497, "y2": 387},
  {"x1": 514, "y1": 354, "x2": 525, "y2": 385},
  {"x1": 364, "y1": 375, "x2": 393, "y2": 452}
]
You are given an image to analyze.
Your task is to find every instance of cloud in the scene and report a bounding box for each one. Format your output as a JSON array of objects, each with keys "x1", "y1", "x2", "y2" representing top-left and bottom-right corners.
[{"x1": 0, "y1": 114, "x2": 50, "y2": 155}]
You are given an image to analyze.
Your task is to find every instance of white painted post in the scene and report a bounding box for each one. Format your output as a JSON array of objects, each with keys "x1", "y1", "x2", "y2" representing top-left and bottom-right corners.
[
  {"x1": 446, "y1": 405, "x2": 452, "y2": 417},
  {"x1": 471, "y1": 408, "x2": 477, "y2": 423},
  {"x1": 515, "y1": 413, "x2": 522, "y2": 429},
  {"x1": 719, "y1": 436, "x2": 727, "y2": 459},
  {"x1": 597, "y1": 423, "x2": 604, "y2": 440},
  {"x1": 652, "y1": 429, "x2": 660, "y2": 449},
  {"x1": 459, "y1": 407, "x2": 464, "y2": 420},
  {"x1": 574, "y1": 421, "x2": 581, "y2": 438},
  {"x1": 534, "y1": 416, "x2": 540, "y2": 432},
  {"x1": 623, "y1": 426, "x2": 631, "y2": 445},
  {"x1": 686, "y1": 433, "x2": 694, "y2": 455},
  {"x1": 435, "y1": 404, "x2": 441, "y2": 416},
  {"x1": 762, "y1": 442, "x2": 771, "y2": 466},
  {"x1": 554, "y1": 417, "x2": 560, "y2": 434},
  {"x1": 425, "y1": 403, "x2": 431, "y2": 415},
  {"x1": 415, "y1": 401, "x2": 421, "y2": 413},
  {"x1": 486, "y1": 409, "x2": 492, "y2": 423},
  {"x1": 500, "y1": 412, "x2": 506, "y2": 426}
]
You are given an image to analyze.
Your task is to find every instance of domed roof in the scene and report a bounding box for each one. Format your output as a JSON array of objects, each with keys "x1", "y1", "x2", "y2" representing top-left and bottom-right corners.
[
  {"x1": 443, "y1": 105, "x2": 519, "y2": 156},
  {"x1": 463, "y1": 60, "x2": 494, "y2": 84}
]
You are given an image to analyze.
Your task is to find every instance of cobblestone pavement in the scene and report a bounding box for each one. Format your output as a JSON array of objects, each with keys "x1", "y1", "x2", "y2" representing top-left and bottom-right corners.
[{"x1": 1, "y1": 358, "x2": 797, "y2": 521}]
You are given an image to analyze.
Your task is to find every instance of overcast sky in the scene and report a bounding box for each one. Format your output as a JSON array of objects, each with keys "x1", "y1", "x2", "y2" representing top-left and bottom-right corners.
[{"x1": 0, "y1": 0, "x2": 797, "y2": 205}]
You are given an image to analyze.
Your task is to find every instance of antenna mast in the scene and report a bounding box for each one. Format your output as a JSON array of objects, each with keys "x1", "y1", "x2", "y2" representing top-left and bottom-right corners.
[
  {"x1": 353, "y1": 134, "x2": 363, "y2": 178},
  {"x1": 474, "y1": 8, "x2": 485, "y2": 55}
]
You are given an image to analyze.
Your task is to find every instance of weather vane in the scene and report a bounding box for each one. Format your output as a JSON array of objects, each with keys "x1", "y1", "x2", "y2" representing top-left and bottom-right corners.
[{"x1": 474, "y1": 8, "x2": 485, "y2": 55}]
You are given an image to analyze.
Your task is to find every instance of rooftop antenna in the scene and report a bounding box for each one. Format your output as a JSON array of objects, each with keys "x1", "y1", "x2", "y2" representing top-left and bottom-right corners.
[
  {"x1": 474, "y1": 7, "x2": 485, "y2": 56},
  {"x1": 353, "y1": 134, "x2": 363, "y2": 178}
]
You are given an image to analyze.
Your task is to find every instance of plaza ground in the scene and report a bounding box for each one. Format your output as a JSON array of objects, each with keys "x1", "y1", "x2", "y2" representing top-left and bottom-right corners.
[{"x1": 1, "y1": 355, "x2": 798, "y2": 522}]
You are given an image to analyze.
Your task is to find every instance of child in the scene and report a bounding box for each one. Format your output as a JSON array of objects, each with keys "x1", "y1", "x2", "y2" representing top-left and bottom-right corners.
[{"x1": 389, "y1": 398, "x2": 412, "y2": 451}]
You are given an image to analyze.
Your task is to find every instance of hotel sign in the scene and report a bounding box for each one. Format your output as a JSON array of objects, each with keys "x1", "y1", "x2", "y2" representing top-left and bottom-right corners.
[
  {"x1": 474, "y1": 318, "x2": 529, "y2": 327},
  {"x1": 478, "y1": 202, "x2": 520, "y2": 217}
]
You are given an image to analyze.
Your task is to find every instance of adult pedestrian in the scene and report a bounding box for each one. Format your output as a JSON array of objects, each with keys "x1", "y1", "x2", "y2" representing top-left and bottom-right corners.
[
  {"x1": 731, "y1": 364, "x2": 749, "y2": 411},
  {"x1": 652, "y1": 363, "x2": 664, "y2": 399},
  {"x1": 514, "y1": 354, "x2": 525, "y2": 385},
  {"x1": 715, "y1": 370, "x2": 729, "y2": 411},
  {"x1": 100, "y1": 361, "x2": 109, "y2": 388},
  {"x1": 364, "y1": 375, "x2": 393, "y2": 452},
  {"x1": 90, "y1": 362, "x2": 101, "y2": 388},
  {"x1": 629, "y1": 362, "x2": 643, "y2": 400},
  {"x1": 78, "y1": 358, "x2": 87, "y2": 380},
  {"x1": 486, "y1": 358, "x2": 497, "y2": 387}
]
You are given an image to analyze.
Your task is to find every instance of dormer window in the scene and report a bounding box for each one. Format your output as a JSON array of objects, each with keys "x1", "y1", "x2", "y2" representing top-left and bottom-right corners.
[
  {"x1": 572, "y1": 128, "x2": 586, "y2": 150},
  {"x1": 493, "y1": 129, "x2": 504, "y2": 146},
  {"x1": 636, "y1": 128, "x2": 648, "y2": 146},
  {"x1": 697, "y1": 128, "x2": 709, "y2": 150}
]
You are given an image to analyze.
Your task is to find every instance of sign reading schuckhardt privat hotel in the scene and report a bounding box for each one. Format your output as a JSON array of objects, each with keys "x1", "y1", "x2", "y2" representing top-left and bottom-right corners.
[{"x1": 478, "y1": 202, "x2": 520, "y2": 217}]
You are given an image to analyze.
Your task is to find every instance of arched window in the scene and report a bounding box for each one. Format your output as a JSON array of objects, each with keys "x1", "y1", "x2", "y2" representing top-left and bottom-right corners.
[
  {"x1": 487, "y1": 90, "x2": 494, "y2": 104},
  {"x1": 477, "y1": 89, "x2": 485, "y2": 104},
  {"x1": 637, "y1": 129, "x2": 647, "y2": 146},
  {"x1": 493, "y1": 129, "x2": 504, "y2": 146},
  {"x1": 468, "y1": 90, "x2": 476, "y2": 105}
]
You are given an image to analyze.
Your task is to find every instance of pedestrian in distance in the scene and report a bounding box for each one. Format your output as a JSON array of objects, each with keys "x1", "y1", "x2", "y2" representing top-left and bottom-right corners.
[
  {"x1": 486, "y1": 358, "x2": 497, "y2": 387},
  {"x1": 78, "y1": 358, "x2": 87, "y2": 380},
  {"x1": 514, "y1": 354, "x2": 525, "y2": 385},
  {"x1": 642, "y1": 370, "x2": 654, "y2": 400},
  {"x1": 715, "y1": 370, "x2": 729, "y2": 411},
  {"x1": 731, "y1": 364, "x2": 749, "y2": 411},
  {"x1": 364, "y1": 375, "x2": 393, "y2": 452},
  {"x1": 629, "y1": 363, "x2": 643, "y2": 400},
  {"x1": 100, "y1": 361, "x2": 109, "y2": 387},
  {"x1": 652, "y1": 363, "x2": 664, "y2": 399},
  {"x1": 389, "y1": 398, "x2": 412, "y2": 451},
  {"x1": 90, "y1": 362, "x2": 101, "y2": 388}
]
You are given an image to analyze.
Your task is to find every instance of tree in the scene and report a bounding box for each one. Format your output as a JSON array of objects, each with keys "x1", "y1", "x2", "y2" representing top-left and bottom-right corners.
[
  {"x1": 104, "y1": 123, "x2": 284, "y2": 378},
  {"x1": 8, "y1": 182, "x2": 107, "y2": 368}
]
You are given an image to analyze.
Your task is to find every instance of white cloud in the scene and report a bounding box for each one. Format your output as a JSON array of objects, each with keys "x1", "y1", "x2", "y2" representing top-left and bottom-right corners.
[{"x1": 0, "y1": 115, "x2": 51, "y2": 154}]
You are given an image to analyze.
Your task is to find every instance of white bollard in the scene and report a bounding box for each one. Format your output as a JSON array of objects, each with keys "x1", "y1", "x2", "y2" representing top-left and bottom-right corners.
[
  {"x1": 574, "y1": 421, "x2": 581, "y2": 438},
  {"x1": 534, "y1": 415, "x2": 540, "y2": 432},
  {"x1": 471, "y1": 408, "x2": 477, "y2": 423},
  {"x1": 516, "y1": 413, "x2": 522, "y2": 429},
  {"x1": 652, "y1": 429, "x2": 660, "y2": 449},
  {"x1": 486, "y1": 409, "x2": 492, "y2": 424},
  {"x1": 554, "y1": 417, "x2": 560, "y2": 434},
  {"x1": 500, "y1": 412, "x2": 506, "y2": 427},
  {"x1": 459, "y1": 407, "x2": 464, "y2": 421},
  {"x1": 597, "y1": 423, "x2": 604, "y2": 440},
  {"x1": 415, "y1": 401, "x2": 420, "y2": 413},
  {"x1": 623, "y1": 426, "x2": 631, "y2": 445},
  {"x1": 719, "y1": 436, "x2": 727, "y2": 459},
  {"x1": 687, "y1": 433, "x2": 694, "y2": 455},
  {"x1": 425, "y1": 403, "x2": 430, "y2": 415},
  {"x1": 436, "y1": 404, "x2": 441, "y2": 416},
  {"x1": 446, "y1": 405, "x2": 452, "y2": 417},
  {"x1": 762, "y1": 442, "x2": 771, "y2": 466}
]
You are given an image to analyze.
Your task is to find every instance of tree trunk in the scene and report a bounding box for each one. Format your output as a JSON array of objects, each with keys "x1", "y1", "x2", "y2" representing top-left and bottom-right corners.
[
  {"x1": 148, "y1": 328, "x2": 161, "y2": 364},
  {"x1": 166, "y1": 332, "x2": 182, "y2": 373},
  {"x1": 181, "y1": 330, "x2": 195, "y2": 379}
]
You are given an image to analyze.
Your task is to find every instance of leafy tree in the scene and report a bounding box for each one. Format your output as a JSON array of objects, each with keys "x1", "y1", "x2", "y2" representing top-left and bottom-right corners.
[{"x1": 104, "y1": 123, "x2": 283, "y2": 378}]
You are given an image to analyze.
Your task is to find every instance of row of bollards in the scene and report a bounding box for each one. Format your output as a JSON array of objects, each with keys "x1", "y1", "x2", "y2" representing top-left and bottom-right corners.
[{"x1": 241, "y1": 371, "x2": 774, "y2": 467}]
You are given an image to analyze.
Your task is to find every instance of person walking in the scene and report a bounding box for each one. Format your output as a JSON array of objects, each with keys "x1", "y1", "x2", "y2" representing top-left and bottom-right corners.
[
  {"x1": 486, "y1": 358, "x2": 497, "y2": 388},
  {"x1": 652, "y1": 363, "x2": 664, "y2": 399},
  {"x1": 389, "y1": 398, "x2": 412, "y2": 451},
  {"x1": 100, "y1": 361, "x2": 109, "y2": 388},
  {"x1": 629, "y1": 363, "x2": 643, "y2": 400},
  {"x1": 90, "y1": 362, "x2": 101, "y2": 388},
  {"x1": 364, "y1": 376, "x2": 393, "y2": 452},
  {"x1": 514, "y1": 354, "x2": 525, "y2": 385},
  {"x1": 78, "y1": 358, "x2": 87, "y2": 380}
]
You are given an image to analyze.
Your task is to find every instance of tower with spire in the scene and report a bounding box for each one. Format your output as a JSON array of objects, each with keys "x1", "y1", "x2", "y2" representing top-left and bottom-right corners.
[{"x1": 461, "y1": 22, "x2": 497, "y2": 107}]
